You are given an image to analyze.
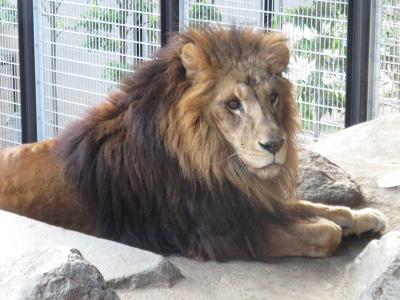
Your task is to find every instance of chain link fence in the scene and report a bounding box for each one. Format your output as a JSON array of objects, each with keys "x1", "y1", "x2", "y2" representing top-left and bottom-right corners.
[
  {"x1": 0, "y1": 0, "x2": 20, "y2": 148},
  {"x1": 0, "y1": 0, "x2": 399, "y2": 146}
]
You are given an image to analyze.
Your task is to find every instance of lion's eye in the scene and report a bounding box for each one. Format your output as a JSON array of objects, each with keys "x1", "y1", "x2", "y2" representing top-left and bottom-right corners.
[
  {"x1": 227, "y1": 99, "x2": 241, "y2": 111},
  {"x1": 270, "y1": 93, "x2": 279, "y2": 108}
]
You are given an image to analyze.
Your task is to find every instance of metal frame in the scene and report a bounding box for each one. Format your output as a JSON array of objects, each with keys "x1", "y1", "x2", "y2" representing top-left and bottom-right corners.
[
  {"x1": 17, "y1": 0, "x2": 37, "y2": 143},
  {"x1": 33, "y1": 0, "x2": 46, "y2": 141},
  {"x1": 160, "y1": 0, "x2": 179, "y2": 46},
  {"x1": 345, "y1": 0, "x2": 371, "y2": 127},
  {"x1": 367, "y1": 1, "x2": 380, "y2": 121}
]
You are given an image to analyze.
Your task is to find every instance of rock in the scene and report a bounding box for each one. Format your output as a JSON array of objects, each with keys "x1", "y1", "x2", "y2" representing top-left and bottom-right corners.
[
  {"x1": 0, "y1": 210, "x2": 183, "y2": 290},
  {"x1": 310, "y1": 115, "x2": 400, "y2": 225},
  {"x1": 349, "y1": 230, "x2": 400, "y2": 300},
  {"x1": 0, "y1": 246, "x2": 119, "y2": 300},
  {"x1": 107, "y1": 256, "x2": 183, "y2": 290},
  {"x1": 298, "y1": 149, "x2": 365, "y2": 207}
]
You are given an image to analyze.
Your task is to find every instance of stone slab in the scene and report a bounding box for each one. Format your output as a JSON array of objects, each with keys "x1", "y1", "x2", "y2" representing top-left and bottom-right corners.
[
  {"x1": 0, "y1": 210, "x2": 183, "y2": 290},
  {"x1": 311, "y1": 115, "x2": 400, "y2": 169},
  {"x1": 349, "y1": 230, "x2": 400, "y2": 300}
]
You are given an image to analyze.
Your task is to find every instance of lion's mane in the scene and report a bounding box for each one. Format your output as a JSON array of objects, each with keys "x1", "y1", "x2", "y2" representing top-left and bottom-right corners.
[{"x1": 57, "y1": 27, "x2": 300, "y2": 260}]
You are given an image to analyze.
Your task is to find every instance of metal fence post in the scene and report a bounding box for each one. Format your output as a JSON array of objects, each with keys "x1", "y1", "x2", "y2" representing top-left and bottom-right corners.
[
  {"x1": 17, "y1": 0, "x2": 37, "y2": 143},
  {"x1": 345, "y1": 0, "x2": 372, "y2": 127},
  {"x1": 160, "y1": 0, "x2": 180, "y2": 46},
  {"x1": 367, "y1": 1, "x2": 381, "y2": 120},
  {"x1": 263, "y1": 0, "x2": 274, "y2": 28},
  {"x1": 33, "y1": 0, "x2": 46, "y2": 141},
  {"x1": 179, "y1": 0, "x2": 186, "y2": 31}
]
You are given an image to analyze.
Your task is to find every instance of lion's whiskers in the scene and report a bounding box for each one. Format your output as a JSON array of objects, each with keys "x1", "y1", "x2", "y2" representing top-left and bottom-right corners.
[{"x1": 220, "y1": 152, "x2": 239, "y2": 165}]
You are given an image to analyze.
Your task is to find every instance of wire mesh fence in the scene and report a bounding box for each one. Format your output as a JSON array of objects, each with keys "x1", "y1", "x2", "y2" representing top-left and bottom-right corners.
[
  {"x1": 378, "y1": 0, "x2": 400, "y2": 116},
  {"x1": 0, "y1": 0, "x2": 20, "y2": 148},
  {"x1": 0, "y1": 1, "x2": 399, "y2": 147},
  {"x1": 38, "y1": 0, "x2": 160, "y2": 139},
  {"x1": 183, "y1": 0, "x2": 348, "y2": 142}
]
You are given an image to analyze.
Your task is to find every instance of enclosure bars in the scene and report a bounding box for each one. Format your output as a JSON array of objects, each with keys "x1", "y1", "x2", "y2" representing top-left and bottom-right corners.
[
  {"x1": 160, "y1": 0, "x2": 180, "y2": 47},
  {"x1": 155, "y1": 0, "x2": 373, "y2": 129},
  {"x1": 263, "y1": 0, "x2": 274, "y2": 28},
  {"x1": 345, "y1": 0, "x2": 371, "y2": 127},
  {"x1": 14, "y1": 1, "x2": 373, "y2": 144},
  {"x1": 17, "y1": 0, "x2": 37, "y2": 143}
]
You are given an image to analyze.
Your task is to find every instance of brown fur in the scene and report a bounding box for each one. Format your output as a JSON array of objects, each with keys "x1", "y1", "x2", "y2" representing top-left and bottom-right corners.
[
  {"x1": 0, "y1": 27, "x2": 387, "y2": 260},
  {"x1": 0, "y1": 141, "x2": 94, "y2": 233},
  {"x1": 161, "y1": 28, "x2": 299, "y2": 210}
]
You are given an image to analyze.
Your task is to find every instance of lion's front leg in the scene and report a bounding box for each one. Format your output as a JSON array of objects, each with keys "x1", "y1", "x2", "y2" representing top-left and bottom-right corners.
[
  {"x1": 294, "y1": 200, "x2": 388, "y2": 237},
  {"x1": 267, "y1": 218, "x2": 343, "y2": 257}
]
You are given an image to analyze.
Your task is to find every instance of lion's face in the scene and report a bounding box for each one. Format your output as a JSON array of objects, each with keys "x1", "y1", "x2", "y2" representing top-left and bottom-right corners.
[
  {"x1": 173, "y1": 29, "x2": 297, "y2": 182},
  {"x1": 210, "y1": 70, "x2": 287, "y2": 179}
]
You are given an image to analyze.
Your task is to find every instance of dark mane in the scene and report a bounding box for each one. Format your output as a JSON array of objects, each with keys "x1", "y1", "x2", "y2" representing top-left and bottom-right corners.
[{"x1": 56, "y1": 27, "x2": 297, "y2": 260}]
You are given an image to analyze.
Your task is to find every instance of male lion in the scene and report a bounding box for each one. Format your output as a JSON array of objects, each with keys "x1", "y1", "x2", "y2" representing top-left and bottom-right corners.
[{"x1": 0, "y1": 28, "x2": 387, "y2": 260}]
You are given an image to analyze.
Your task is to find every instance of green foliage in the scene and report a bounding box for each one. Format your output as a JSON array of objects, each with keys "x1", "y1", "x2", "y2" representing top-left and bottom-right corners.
[
  {"x1": 77, "y1": 0, "x2": 128, "y2": 53},
  {"x1": 0, "y1": 0, "x2": 17, "y2": 60},
  {"x1": 76, "y1": 0, "x2": 159, "y2": 83},
  {"x1": 189, "y1": 0, "x2": 221, "y2": 26},
  {"x1": 147, "y1": 14, "x2": 159, "y2": 44},
  {"x1": 83, "y1": 34, "x2": 123, "y2": 52},
  {"x1": 381, "y1": 1, "x2": 400, "y2": 98},
  {"x1": 103, "y1": 61, "x2": 129, "y2": 82},
  {"x1": 76, "y1": 0, "x2": 130, "y2": 83},
  {"x1": 0, "y1": 0, "x2": 17, "y2": 24},
  {"x1": 272, "y1": 1, "x2": 347, "y2": 135}
]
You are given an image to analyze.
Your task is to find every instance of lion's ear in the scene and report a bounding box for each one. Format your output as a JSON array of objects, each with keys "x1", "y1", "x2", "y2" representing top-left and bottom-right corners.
[
  {"x1": 261, "y1": 33, "x2": 290, "y2": 74},
  {"x1": 180, "y1": 43, "x2": 205, "y2": 78}
]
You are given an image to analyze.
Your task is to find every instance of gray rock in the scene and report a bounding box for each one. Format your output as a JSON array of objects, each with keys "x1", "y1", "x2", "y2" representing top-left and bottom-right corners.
[
  {"x1": 0, "y1": 246, "x2": 119, "y2": 300},
  {"x1": 107, "y1": 256, "x2": 183, "y2": 290},
  {"x1": 0, "y1": 210, "x2": 183, "y2": 290},
  {"x1": 310, "y1": 115, "x2": 400, "y2": 225},
  {"x1": 349, "y1": 230, "x2": 400, "y2": 300},
  {"x1": 298, "y1": 149, "x2": 365, "y2": 207}
]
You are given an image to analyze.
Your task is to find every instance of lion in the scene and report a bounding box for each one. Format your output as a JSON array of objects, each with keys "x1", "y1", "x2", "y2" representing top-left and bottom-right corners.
[{"x1": 0, "y1": 27, "x2": 387, "y2": 260}]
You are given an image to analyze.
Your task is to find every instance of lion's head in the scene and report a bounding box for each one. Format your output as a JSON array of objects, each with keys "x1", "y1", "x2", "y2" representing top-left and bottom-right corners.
[{"x1": 162, "y1": 27, "x2": 299, "y2": 193}]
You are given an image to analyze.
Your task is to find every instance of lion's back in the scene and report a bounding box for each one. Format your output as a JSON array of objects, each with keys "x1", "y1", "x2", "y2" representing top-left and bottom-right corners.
[{"x1": 0, "y1": 141, "x2": 95, "y2": 233}]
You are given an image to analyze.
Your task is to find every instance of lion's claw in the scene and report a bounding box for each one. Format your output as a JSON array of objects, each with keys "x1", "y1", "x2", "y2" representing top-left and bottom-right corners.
[{"x1": 343, "y1": 208, "x2": 388, "y2": 237}]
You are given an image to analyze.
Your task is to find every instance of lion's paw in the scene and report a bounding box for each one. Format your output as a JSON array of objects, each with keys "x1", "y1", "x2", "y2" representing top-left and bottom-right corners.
[
  {"x1": 326, "y1": 206, "x2": 354, "y2": 229},
  {"x1": 343, "y1": 208, "x2": 388, "y2": 237}
]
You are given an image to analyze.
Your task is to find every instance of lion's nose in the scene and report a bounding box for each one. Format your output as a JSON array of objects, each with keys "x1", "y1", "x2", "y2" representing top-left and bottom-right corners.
[{"x1": 258, "y1": 138, "x2": 285, "y2": 154}]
